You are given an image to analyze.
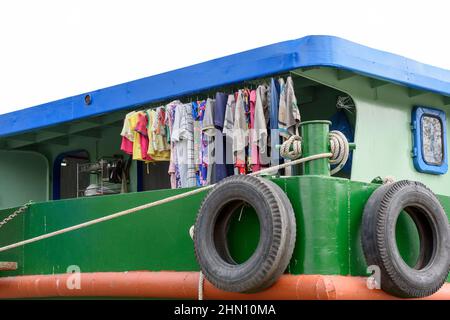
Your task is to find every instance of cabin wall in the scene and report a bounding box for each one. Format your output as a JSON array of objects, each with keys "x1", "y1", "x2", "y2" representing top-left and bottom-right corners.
[
  {"x1": 297, "y1": 67, "x2": 450, "y2": 196},
  {"x1": 22, "y1": 125, "x2": 138, "y2": 202},
  {"x1": 0, "y1": 150, "x2": 49, "y2": 209}
]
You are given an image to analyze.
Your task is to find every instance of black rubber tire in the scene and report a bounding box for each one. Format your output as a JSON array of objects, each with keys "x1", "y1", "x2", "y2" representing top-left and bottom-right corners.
[
  {"x1": 193, "y1": 175, "x2": 296, "y2": 293},
  {"x1": 251, "y1": 178, "x2": 297, "y2": 291},
  {"x1": 361, "y1": 180, "x2": 450, "y2": 298}
]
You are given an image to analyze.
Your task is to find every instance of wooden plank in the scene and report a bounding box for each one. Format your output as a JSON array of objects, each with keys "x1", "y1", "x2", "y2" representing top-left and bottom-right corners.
[{"x1": 0, "y1": 262, "x2": 17, "y2": 271}]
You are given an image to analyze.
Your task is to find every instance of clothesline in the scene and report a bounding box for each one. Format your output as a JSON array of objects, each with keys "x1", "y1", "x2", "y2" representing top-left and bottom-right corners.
[
  {"x1": 119, "y1": 76, "x2": 301, "y2": 190},
  {"x1": 128, "y1": 73, "x2": 292, "y2": 114}
]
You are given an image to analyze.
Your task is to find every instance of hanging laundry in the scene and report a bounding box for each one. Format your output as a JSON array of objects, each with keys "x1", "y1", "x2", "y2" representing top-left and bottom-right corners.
[
  {"x1": 279, "y1": 76, "x2": 300, "y2": 137},
  {"x1": 192, "y1": 101, "x2": 201, "y2": 186},
  {"x1": 253, "y1": 84, "x2": 270, "y2": 169},
  {"x1": 119, "y1": 75, "x2": 301, "y2": 188},
  {"x1": 223, "y1": 95, "x2": 236, "y2": 136},
  {"x1": 278, "y1": 76, "x2": 300, "y2": 176},
  {"x1": 222, "y1": 94, "x2": 236, "y2": 173},
  {"x1": 269, "y1": 78, "x2": 282, "y2": 167},
  {"x1": 249, "y1": 89, "x2": 260, "y2": 172},
  {"x1": 211, "y1": 92, "x2": 230, "y2": 183},
  {"x1": 192, "y1": 100, "x2": 208, "y2": 186},
  {"x1": 120, "y1": 111, "x2": 137, "y2": 155},
  {"x1": 202, "y1": 98, "x2": 215, "y2": 136},
  {"x1": 202, "y1": 98, "x2": 216, "y2": 185},
  {"x1": 157, "y1": 106, "x2": 171, "y2": 153},
  {"x1": 146, "y1": 108, "x2": 170, "y2": 161},
  {"x1": 214, "y1": 93, "x2": 227, "y2": 129},
  {"x1": 135, "y1": 112, "x2": 153, "y2": 162},
  {"x1": 233, "y1": 90, "x2": 249, "y2": 175},
  {"x1": 129, "y1": 112, "x2": 147, "y2": 161},
  {"x1": 166, "y1": 101, "x2": 181, "y2": 189},
  {"x1": 172, "y1": 103, "x2": 196, "y2": 188}
]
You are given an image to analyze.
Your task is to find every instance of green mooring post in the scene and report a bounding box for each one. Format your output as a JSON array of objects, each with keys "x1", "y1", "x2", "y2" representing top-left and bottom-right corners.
[{"x1": 300, "y1": 120, "x2": 331, "y2": 176}]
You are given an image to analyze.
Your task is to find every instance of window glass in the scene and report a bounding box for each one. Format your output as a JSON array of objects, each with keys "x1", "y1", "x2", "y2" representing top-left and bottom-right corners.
[{"x1": 421, "y1": 115, "x2": 443, "y2": 165}]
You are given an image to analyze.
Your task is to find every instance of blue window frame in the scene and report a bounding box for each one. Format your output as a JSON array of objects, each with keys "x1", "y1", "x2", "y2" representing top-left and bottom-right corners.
[{"x1": 411, "y1": 106, "x2": 448, "y2": 175}]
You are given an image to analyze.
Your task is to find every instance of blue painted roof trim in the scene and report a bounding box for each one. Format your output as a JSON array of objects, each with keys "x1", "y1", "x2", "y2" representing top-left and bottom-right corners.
[{"x1": 2, "y1": 35, "x2": 450, "y2": 137}]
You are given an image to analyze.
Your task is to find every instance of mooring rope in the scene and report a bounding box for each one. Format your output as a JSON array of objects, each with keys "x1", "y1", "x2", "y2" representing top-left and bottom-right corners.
[
  {"x1": 279, "y1": 131, "x2": 349, "y2": 175},
  {"x1": 0, "y1": 129, "x2": 352, "y2": 255},
  {"x1": 329, "y1": 130, "x2": 350, "y2": 175},
  {"x1": 188, "y1": 225, "x2": 204, "y2": 300},
  {"x1": 279, "y1": 135, "x2": 302, "y2": 160},
  {"x1": 0, "y1": 153, "x2": 336, "y2": 253}
]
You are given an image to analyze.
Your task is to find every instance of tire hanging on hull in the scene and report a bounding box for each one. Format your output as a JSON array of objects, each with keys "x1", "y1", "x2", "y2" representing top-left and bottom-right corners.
[
  {"x1": 193, "y1": 175, "x2": 296, "y2": 293},
  {"x1": 361, "y1": 180, "x2": 450, "y2": 298}
]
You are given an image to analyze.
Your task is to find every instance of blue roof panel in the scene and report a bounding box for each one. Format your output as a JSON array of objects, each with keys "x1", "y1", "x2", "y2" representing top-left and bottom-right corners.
[{"x1": 1, "y1": 35, "x2": 450, "y2": 137}]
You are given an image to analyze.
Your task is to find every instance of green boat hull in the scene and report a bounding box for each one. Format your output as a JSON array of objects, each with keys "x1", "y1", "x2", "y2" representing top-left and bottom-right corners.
[{"x1": 0, "y1": 175, "x2": 447, "y2": 282}]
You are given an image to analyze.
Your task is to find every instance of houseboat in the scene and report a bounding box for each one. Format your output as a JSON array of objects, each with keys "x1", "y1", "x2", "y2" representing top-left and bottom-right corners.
[{"x1": 0, "y1": 35, "x2": 448, "y2": 299}]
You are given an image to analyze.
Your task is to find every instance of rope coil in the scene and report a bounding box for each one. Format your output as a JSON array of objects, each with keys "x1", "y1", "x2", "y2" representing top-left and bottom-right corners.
[
  {"x1": 329, "y1": 130, "x2": 350, "y2": 175},
  {"x1": 279, "y1": 130, "x2": 350, "y2": 175},
  {"x1": 279, "y1": 135, "x2": 302, "y2": 160}
]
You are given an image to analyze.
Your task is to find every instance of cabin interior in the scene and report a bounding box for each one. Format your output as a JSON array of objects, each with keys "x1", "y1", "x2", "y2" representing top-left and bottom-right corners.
[{"x1": 1, "y1": 65, "x2": 449, "y2": 210}]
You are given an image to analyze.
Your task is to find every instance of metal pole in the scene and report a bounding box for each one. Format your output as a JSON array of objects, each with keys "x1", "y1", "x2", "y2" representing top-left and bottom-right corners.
[{"x1": 300, "y1": 120, "x2": 331, "y2": 176}]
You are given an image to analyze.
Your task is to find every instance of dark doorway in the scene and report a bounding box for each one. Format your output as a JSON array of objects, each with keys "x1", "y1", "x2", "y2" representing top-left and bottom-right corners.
[
  {"x1": 140, "y1": 161, "x2": 171, "y2": 191},
  {"x1": 53, "y1": 150, "x2": 90, "y2": 200}
]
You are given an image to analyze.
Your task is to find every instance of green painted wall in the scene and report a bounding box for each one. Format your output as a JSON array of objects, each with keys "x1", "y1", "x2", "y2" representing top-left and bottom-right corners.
[
  {"x1": 0, "y1": 176, "x2": 447, "y2": 282},
  {"x1": 0, "y1": 150, "x2": 49, "y2": 209},
  {"x1": 296, "y1": 67, "x2": 450, "y2": 196}
]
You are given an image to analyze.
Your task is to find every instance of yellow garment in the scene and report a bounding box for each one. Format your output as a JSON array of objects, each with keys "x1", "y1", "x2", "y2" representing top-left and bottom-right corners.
[
  {"x1": 121, "y1": 111, "x2": 136, "y2": 141},
  {"x1": 147, "y1": 109, "x2": 170, "y2": 161},
  {"x1": 130, "y1": 112, "x2": 145, "y2": 161}
]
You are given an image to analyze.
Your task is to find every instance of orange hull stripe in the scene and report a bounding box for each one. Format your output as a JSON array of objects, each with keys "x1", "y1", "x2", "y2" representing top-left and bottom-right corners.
[{"x1": 0, "y1": 271, "x2": 448, "y2": 300}]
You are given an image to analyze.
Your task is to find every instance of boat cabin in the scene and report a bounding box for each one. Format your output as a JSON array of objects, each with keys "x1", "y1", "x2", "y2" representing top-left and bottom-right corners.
[
  {"x1": 0, "y1": 36, "x2": 448, "y2": 300},
  {"x1": 0, "y1": 35, "x2": 449, "y2": 209}
]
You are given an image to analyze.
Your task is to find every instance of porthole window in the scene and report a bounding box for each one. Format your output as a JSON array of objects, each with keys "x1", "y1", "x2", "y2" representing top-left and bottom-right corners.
[{"x1": 411, "y1": 106, "x2": 448, "y2": 175}]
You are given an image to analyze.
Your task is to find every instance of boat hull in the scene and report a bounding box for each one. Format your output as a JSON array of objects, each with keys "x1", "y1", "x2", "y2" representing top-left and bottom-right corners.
[{"x1": 0, "y1": 271, "x2": 448, "y2": 300}]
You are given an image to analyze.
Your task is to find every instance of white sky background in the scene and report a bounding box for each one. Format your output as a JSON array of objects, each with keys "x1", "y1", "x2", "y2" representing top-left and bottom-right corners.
[{"x1": 1, "y1": 0, "x2": 449, "y2": 115}]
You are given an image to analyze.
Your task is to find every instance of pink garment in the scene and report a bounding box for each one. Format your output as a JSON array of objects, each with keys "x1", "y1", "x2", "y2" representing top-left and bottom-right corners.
[
  {"x1": 166, "y1": 102, "x2": 179, "y2": 189},
  {"x1": 249, "y1": 90, "x2": 261, "y2": 172},
  {"x1": 120, "y1": 137, "x2": 133, "y2": 155},
  {"x1": 135, "y1": 113, "x2": 153, "y2": 161}
]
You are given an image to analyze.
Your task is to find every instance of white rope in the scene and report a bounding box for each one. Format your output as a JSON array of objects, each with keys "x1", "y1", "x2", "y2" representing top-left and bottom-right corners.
[
  {"x1": 382, "y1": 176, "x2": 395, "y2": 184},
  {"x1": 278, "y1": 130, "x2": 350, "y2": 175},
  {"x1": 0, "y1": 152, "x2": 332, "y2": 254},
  {"x1": 336, "y1": 95, "x2": 355, "y2": 114},
  {"x1": 329, "y1": 130, "x2": 349, "y2": 175},
  {"x1": 198, "y1": 269, "x2": 204, "y2": 300},
  {"x1": 188, "y1": 224, "x2": 204, "y2": 300},
  {"x1": 279, "y1": 135, "x2": 302, "y2": 160}
]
